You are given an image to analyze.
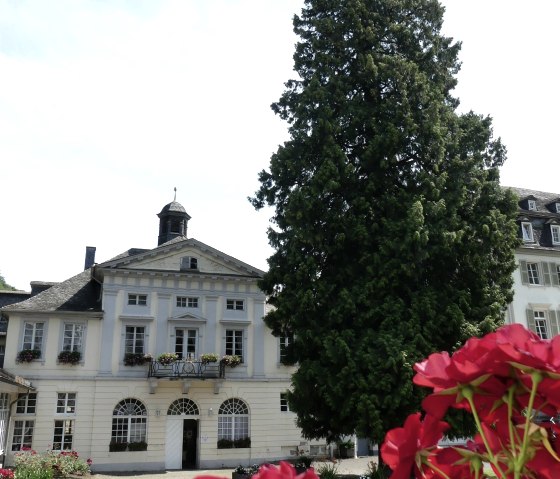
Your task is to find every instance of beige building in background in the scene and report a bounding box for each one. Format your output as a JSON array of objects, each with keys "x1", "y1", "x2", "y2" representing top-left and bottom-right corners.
[{"x1": 1, "y1": 200, "x2": 325, "y2": 471}]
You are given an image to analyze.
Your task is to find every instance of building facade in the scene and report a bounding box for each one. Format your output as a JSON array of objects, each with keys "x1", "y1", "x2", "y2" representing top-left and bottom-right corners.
[
  {"x1": 506, "y1": 188, "x2": 560, "y2": 338},
  {"x1": 1, "y1": 201, "x2": 323, "y2": 471}
]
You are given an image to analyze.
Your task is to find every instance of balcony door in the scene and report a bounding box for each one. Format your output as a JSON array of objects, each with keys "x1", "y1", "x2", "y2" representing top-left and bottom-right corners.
[{"x1": 175, "y1": 328, "x2": 198, "y2": 360}]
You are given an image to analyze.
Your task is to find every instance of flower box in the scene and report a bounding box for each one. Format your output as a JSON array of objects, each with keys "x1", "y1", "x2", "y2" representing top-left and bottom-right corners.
[
  {"x1": 109, "y1": 441, "x2": 128, "y2": 452},
  {"x1": 200, "y1": 353, "x2": 219, "y2": 364},
  {"x1": 157, "y1": 352, "x2": 179, "y2": 365},
  {"x1": 16, "y1": 349, "x2": 41, "y2": 363},
  {"x1": 123, "y1": 353, "x2": 152, "y2": 366},
  {"x1": 57, "y1": 350, "x2": 81, "y2": 365},
  {"x1": 220, "y1": 355, "x2": 242, "y2": 367}
]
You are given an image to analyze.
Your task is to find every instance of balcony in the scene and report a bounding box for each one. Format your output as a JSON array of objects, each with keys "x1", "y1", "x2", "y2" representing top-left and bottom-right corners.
[{"x1": 147, "y1": 359, "x2": 225, "y2": 379}]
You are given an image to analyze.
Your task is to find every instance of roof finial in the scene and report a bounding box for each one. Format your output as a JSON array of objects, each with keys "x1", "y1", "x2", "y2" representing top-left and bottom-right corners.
[{"x1": 174, "y1": 187, "x2": 177, "y2": 202}]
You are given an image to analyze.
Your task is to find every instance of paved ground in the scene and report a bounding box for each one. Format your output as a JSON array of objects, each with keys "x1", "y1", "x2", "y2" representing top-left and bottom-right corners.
[{"x1": 92, "y1": 456, "x2": 378, "y2": 479}]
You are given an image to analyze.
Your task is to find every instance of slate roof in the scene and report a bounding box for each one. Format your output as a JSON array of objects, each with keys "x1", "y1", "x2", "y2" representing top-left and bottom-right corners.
[
  {"x1": 158, "y1": 201, "x2": 190, "y2": 217},
  {"x1": 507, "y1": 187, "x2": 560, "y2": 215},
  {"x1": 1, "y1": 269, "x2": 101, "y2": 313}
]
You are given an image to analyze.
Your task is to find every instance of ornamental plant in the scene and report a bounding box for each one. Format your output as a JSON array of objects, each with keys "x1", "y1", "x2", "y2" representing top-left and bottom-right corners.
[
  {"x1": 123, "y1": 352, "x2": 152, "y2": 366},
  {"x1": 14, "y1": 449, "x2": 91, "y2": 478},
  {"x1": 16, "y1": 349, "x2": 41, "y2": 363},
  {"x1": 157, "y1": 352, "x2": 179, "y2": 365},
  {"x1": 381, "y1": 324, "x2": 560, "y2": 479},
  {"x1": 198, "y1": 462, "x2": 318, "y2": 479},
  {"x1": 57, "y1": 351, "x2": 81, "y2": 365},
  {"x1": 200, "y1": 353, "x2": 219, "y2": 364},
  {"x1": 221, "y1": 355, "x2": 241, "y2": 367},
  {"x1": 0, "y1": 469, "x2": 14, "y2": 479}
]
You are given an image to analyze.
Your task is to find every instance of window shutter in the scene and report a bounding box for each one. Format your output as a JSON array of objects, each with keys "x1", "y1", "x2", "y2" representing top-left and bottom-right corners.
[
  {"x1": 551, "y1": 264, "x2": 560, "y2": 286},
  {"x1": 520, "y1": 261, "x2": 529, "y2": 285},
  {"x1": 549, "y1": 310, "x2": 560, "y2": 337},
  {"x1": 542, "y1": 262, "x2": 551, "y2": 286},
  {"x1": 526, "y1": 308, "x2": 536, "y2": 333}
]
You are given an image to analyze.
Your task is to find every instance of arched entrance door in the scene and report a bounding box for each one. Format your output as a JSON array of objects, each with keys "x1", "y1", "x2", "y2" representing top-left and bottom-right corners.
[{"x1": 165, "y1": 398, "x2": 200, "y2": 469}]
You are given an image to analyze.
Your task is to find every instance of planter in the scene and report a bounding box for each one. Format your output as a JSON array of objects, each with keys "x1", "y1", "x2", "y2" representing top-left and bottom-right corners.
[
  {"x1": 109, "y1": 442, "x2": 128, "y2": 452},
  {"x1": 58, "y1": 351, "x2": 81, "y2": 365},
  {"x1": 17, "y1": 349, "x2": 41, "y2": 363},
  {"x1": 123, "y1": 353, "x2": 152, "y2": 366}
]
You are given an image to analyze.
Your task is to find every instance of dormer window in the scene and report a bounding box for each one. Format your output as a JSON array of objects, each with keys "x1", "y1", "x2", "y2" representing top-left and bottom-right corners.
[
  {"x1": 552, "y1": 225, "x2": 560, "y2": 245},
  {"x1": 180, "y1": 256, "x2": 198, "y2": 270},
  {"x1": 528, "y1": 199, "x2": 537, "y2": 211},
  {"x1": 521, "y1": 222, "x2": 534, "y2": 242},
  {"x1": 556, "y1": 203, "x2": 560, "y2": 214}
]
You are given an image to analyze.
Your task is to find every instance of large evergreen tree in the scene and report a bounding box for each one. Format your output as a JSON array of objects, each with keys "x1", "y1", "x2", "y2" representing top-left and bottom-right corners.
[
  {"x1": 0, "y1": 272, "x2": 15, "y2": 291},
  {"x1": 251, "y1": 0, "x2": 519, "y2": 443}
]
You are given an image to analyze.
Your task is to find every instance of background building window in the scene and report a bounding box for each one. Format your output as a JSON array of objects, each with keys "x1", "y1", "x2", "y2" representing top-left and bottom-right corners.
[
  {"x1": 218, "y1": 398, "x2": 249, "y2": 441},
  {"x1": 279, "y1": 334, "x2": 294, "y2": 364},
  {"x1": 527, "y1": 263, "x2": 540, "y2": 285},
  {"x1": 521, "y1": 222, "x2": 534, "y2": 242},
  {"x1": 16, "y1": 393, "x2": 37, "y2": 415},
  {"x1": 22, "y1": 322, "x2": 44, "y2": 352},
  {"x1": 111, "y1": 399, "x2": 147, "y2": 444},
  {"x1": 128, "y1": 294, "x2": 147, "y2": 306},
  {"x1": 225, "y1": 330, "x2": 243, "y2": 362},
  {"x1": 12, "y1": 420, "x2": 34, "y2": 451},
  {"x1": 534, "y1": 311, "x2": 549, "y2": 339},
  {"x1": 226, "y1": 299, "x2": 244, "y2": 311},
  {"x1": 63, "y1": 324, "x2": 84, "y2": 352},
  {"x1": 125, "y1": 326, "x2": 145, "y2": 354},
  {"x1": 53, "y1": 420, "x2": 74, "y2": 450},
  {"x1": 280, "y1": 393, "x2": 290, "y2": 412},
  {"x1": 167, "y1": 398, "x2": 199, "y2": 416},
  {"x1": 56, "y1": 393, "x2": 76, "y2": 414},
  {"x1": 176, "y1": 297, "x2": 198, "y2": 308},
  {"x1": 552, "y1": 225, "x2": 560, "y2": 245}
]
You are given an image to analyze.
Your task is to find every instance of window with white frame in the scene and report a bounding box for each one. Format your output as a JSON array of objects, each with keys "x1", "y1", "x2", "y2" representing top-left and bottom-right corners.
[
  {"x1": 56, "y1": 393, "x2": 76, "y2": 415},
  {"x1": 62, "y1": 324, "x2": 84, "y2": 353},
  {"x1": 175, "y1": 328, "x2": 197, "y2": 359},
  {"x1": 180, "y1": 256, "x2": 198, "y2": 270},
  {"x1": 111, "y1": 399, "x2": 147, "y2": 444},
  {"x1": 11, "y1": 420, "x2": 34, "y2": 451},
  {"x1": 522, "y1": 222, "x2": 534, "y2": 242},
  {"x1": 556, "y1": 203, "x2": 560, "y2": 214},
  {"x1": 552, "y1": 225, "x2": 560, "y2": 245},
  {"x1": 279, "y1": 334, "x2": 294, "y2": 364},
  {"x1": 534, "y1": 311, "x2": 549, "y2": 339},
  {"x1": 280, "y1": 393, "x2": 290, "y2": 412},
  {"x1": 527, "y1": 263, "x2": 540, "y2": 285},
  {"x1": 16, "y1": 393, "x2": 37, "y2": 415},
  {"x1": 225, "y1": 330, "x2": 244, "y2": 362},
  {"x1": 125, "y1": 326, "x2": 145, "y2": 354},
  {"x1": 528, "y1": 199, "x2": 537, "y2": 211},
  {"x1": 22, "y1": 322, "x2": 44, "y2": 353},
  {"x1": 53, "y1": 420, "x2": 74, "y2": 450},
  {"x1": 176, "y1": 296, "x2": 198, "y2": 308},
  {"x1": 128, "y1": 294, "x2": 147, "y2": 306},
  {"x1": 226, "y1": 299, "x2": 244, "y2": 311},
  {"x1": 218, "y1": 398, "x2": 249, "y2": 441}
]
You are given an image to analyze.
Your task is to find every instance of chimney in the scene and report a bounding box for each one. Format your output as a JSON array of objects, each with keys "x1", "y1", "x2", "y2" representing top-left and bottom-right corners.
[{"x1": 84, "y1": 246, "x2": 96, "y2": 270}]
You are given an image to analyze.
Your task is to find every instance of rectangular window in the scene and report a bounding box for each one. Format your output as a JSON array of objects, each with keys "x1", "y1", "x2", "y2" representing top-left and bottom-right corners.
[
  {"x1": 111, "y1": 418, "x2": 147, "y2": 443},
  {"x1": 176, "y1": 297, "x2": 198, "y2": 308},
  {"x1": 280, "y1": 393, "x2": 289, "y2": 412},
  {"x1": 556, "y1": 203, "x2": 560, "y2": 214},
  {"x1": 53, "y1": 420, "x2": 74, "y2": 450},
  {"x1": 534, "y1": 311, "x2": 549, "y2": 339},
  {"x1": 226, "y1": 299, "x2": 244, "y2": 311},
  {"x1": 128, "y1": 294, "x2": 147, "y2": 306},
  {"x1": 175, "y1": 329, "x2": 197, "y2": 359},
  {"x1": 528, "y1": 199, "x2": 537, "y2": 211},
  {"x1": 225, "y1": 330, "x2": 243, "y2": 362},
  {"x1": 22, "y1": 322, "x2": 44, "y2": 352},
  {"x1": 527, "y1": 263, "x2": 540, "y2": 285},
  {"x1": 125, "y1": 326, "x2": 145, "y2": 354},
  {"x1": 552, "y1": 226, "x2": 560, "y2": 245},
  {"x1": 279, "y1": 334, "x2": 293, "y2": 364},
  {"x1": 56, "y1": 393, "x2": 76, "y2": 415},
  {"x1": 12, "y1": 420, "x2": 34, "y2": 451},
  {"x1": 522, "y1": 222, "x2": 534, "y2": 242},
  {"x1": 63, "y1": 324, "x2": 84, "y2": 352},
  {"x1": 16, "y1": 393, "x2": 37, "y2": 415}
]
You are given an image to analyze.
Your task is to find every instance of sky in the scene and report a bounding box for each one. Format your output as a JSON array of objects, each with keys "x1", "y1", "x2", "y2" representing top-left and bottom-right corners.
[{"x1": 1, "y1": 0, "x2": 558, "y2": 291}]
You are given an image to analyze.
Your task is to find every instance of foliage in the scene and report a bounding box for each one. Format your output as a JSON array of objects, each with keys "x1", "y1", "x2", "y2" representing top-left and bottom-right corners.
[
  {"x1": 57, "y1": 351, "x2": 81, "y2": 365},
  {"x1": 250, "y1": 0, "x2": 519, "y2": 443},
  {"x1": 0, "y1": 272, "x2": 15, "y2": 291},
  {"x1": 0, "y1": 469, "x2": 14, "y2": 479},
  {"x1": 294, "y1": 456, "x2": 313, "y2": 469},
  {"x1": 381, "y1": 324, "x2": 560, "y2": 479},
  {"x1": 315, "y1": 463, "x2": 338, "y2": 479},
  {"x1": 16, "y1": 349, "x2": 41, "y2": 363},
  {"x1": 221, "y1": 463, "x2": 319, "y2": 479},
  {"x1": 363, "y1": 461, "x2": 390, "y2": 479},
  {"x1": 127, "y1": 441, "x2": 147, "y2": 451},
  {"x1": 221, "y1": 355, "x2": 242, "y2": 367},
  {"x1": 123, "y1": 353, "x2": 152, "y2": 366},
  {"x1": 156, "y1": 352, "x2": 179, "y2": 365},
  {"x1": 200, "y1": 353, "x2": 219, "y2": 364},
  {"x1": 233, "y1": 464, "x2": 260, "y2": 477},
  {"x1": 108, "y1": 441, "x2": 128, "y2": 452},
  {"x1": 14, "y1": 449, "x2": 91, "y2": 478}
]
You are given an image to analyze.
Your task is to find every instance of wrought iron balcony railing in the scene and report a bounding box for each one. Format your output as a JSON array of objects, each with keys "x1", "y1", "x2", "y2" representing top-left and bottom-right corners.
[{"x1": 148, "y1": 360, "x2": 225, "y2": 379}]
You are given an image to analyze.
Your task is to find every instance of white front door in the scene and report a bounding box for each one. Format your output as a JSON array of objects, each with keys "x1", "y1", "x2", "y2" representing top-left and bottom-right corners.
[{"x1": 165, "y1": 417, "x2": 183, "y2": 469}]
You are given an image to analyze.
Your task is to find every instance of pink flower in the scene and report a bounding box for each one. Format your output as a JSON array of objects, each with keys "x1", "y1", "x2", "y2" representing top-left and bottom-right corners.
[{"x1": 196, "y1": 462, "x2": 319, "y2": 479}]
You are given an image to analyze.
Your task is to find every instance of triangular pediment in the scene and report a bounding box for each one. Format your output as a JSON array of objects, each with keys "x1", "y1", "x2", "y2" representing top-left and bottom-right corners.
[
  {"x1": 97, "y1": 237, "x2": 263, "y2": 278},
  {"x1": 169, "y1": 311, "x2": 207, "y2": 322}
]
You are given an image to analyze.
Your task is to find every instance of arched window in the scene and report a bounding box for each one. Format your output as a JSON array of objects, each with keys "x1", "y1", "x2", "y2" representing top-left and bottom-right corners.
[
  {"x1": 218, "y1": 398, "x2": 249, "y2": 441},
  {"x1": 167, "y1": 398, "x2": 199, "y2": 416},
  {"x1": 112, "y1": 398, "x2": 147, "y2": 444}
]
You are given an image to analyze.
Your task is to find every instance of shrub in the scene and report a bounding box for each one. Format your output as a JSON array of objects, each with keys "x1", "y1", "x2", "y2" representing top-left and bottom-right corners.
[
  {"x1": 316, "y1": 463, "x2": 338, "y2": 479},
  {"x1": 0, "y1": 469, "x2": 14, "y2": 479},
  {"x1": 14, "y1": 449, "x2": 91, "y2": 478}
]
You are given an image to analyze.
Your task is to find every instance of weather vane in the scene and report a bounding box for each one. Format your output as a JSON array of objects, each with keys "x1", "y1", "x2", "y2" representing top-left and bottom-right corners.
[{"x1": 174, "y1": 187, "x2": 177, "y2": 201}]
